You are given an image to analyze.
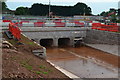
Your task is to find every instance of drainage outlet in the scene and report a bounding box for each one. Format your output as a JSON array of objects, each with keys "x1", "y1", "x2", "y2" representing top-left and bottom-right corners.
[{"x1": 32, "y1": 49, "x2": 46, "y2": 59}]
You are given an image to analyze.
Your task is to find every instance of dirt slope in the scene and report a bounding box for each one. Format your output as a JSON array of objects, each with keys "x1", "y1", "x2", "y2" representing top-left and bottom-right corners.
[{"x1": 2, "y1": 33, "x2": 71, "y2": 79}]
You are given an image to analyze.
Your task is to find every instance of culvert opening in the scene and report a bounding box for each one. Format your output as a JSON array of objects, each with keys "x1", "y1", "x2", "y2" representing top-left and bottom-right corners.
[
  {"x1": 40, "y1": 39, "x2": 53, "y2": 47},
  {"x1": 58, "y1": 38, "x2": 70, "y2": 47},
  {"x1": 74, "y1": 37, "x2": 83, "y2": 47}
]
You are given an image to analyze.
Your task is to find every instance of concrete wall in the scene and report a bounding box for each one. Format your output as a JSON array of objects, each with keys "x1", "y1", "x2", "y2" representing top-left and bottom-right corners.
[
  {"x1": 21, "y1": 27, "x2": 87, "y2": 47},
  {"x1": 85, "y1": 29, "x2": 120, "y2": 45}
]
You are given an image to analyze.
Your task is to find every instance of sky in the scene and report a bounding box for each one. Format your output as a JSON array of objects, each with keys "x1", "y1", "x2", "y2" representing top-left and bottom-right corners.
[{"x1": 3, "y1": 0, "x2": 120, "y2": 15}]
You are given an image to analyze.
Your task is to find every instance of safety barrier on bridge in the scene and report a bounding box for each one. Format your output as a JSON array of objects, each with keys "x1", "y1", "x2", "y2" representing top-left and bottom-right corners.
[
  {"x1": 92, "y1": 23, "x2": 119, "y2": 32},
  {"x1": 2, "y1": 20, "x2": 85, "y2": 27}
]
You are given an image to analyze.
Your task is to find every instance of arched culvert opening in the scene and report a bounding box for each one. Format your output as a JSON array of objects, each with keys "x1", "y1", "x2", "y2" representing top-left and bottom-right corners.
[
  {"x1": 58, "y1": 38, "x2": 70, "y2": 47},
  {"x1": 40, "y1": 39, "x2": 53, "y2": 47}
]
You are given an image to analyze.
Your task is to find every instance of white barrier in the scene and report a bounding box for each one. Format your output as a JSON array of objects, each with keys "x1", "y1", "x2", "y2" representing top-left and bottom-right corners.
[
  {"x1": 65, "y1": 23, "x2": 75, "y2": 27},
  {"x1": 117, "y1": 23, "x2": 120, "y2": 26},
  {"x1": 2, "y1": 22, "x2": 10, "y2": 27},
  {"x1": 88, "y1": 23, "x2": 92, "y2": 26},
  {"x1": 22, "y1": 22, "x2": 34, "y2": 27},
  {"x1": 45, "y1": 23, "x2": 55, "y2": 27}
]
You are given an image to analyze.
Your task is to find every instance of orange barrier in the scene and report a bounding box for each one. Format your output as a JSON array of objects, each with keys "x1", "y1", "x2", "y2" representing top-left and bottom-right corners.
[
  {"x1": 9, "y1": 22, "x2": 21, "y2": 40},
  {"x1": 92, "y1": 23, "x2": 119, "y2": 32}
]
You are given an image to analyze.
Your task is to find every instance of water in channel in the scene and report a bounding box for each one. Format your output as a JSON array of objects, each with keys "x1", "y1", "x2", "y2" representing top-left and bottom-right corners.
[{"x1": 46, "y1": 46, "x2": 118, "y2": 78}]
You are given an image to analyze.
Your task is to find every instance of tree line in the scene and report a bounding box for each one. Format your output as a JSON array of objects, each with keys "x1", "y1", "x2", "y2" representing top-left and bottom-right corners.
[
  {"x1": 14, "y1": 2, "x2": 92, "y2": 16},
  {"x1": 2, "y1": 2, "x2": 9, "y2": 11}
]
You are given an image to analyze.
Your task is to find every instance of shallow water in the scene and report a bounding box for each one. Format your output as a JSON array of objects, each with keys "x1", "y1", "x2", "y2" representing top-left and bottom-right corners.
[{"x1": 46, "y1": 47, "x2": 118, "y2": 78}]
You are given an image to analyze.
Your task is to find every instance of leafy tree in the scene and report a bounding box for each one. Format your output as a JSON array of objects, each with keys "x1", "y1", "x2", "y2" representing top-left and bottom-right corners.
[
  {"x1": 29, "y1": 2, "x2": 92, "y2": 16},
  {"x1": 100, "y1": 11, "x2": 106, "y2": 16},
  {"x1": 15, "y1": 7, "x2": 29, "y2": 15},
  {"x1": 15, "y1": 2, "x2": 92, "y2": 16},
  {"x1": 2, "y1": 2, "x2": 9, "y2": 11},
  {"x1": 72, "y1": 2, "x2": 91, "y2": 15}
]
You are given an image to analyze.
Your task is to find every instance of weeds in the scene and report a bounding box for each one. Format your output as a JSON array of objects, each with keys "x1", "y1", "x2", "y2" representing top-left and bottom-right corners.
[
  {"x1": 20, "y1": 61, "x2": 51, "y2": 75},
  {"x1": 28, "y1": 42, "x2": 34, "y2": 45},
  {"x1": 36, "y1": 71, "x2": 41, "y2": 74},
  {"x1": 39, "y1": 65, "x2": 46, "y2": 69},
  {"x1": 35, "y1": 71, "x2": 48, "y2": 75},
  {"x1": 11, "y1": 56, "x2": 17, "y2": 60},
  {"x1": 20, "y1": 60, "x2": 33, "y2": 71},
  {"x1": 42, "y1": 72, "x2": 48, "y2": 74}
]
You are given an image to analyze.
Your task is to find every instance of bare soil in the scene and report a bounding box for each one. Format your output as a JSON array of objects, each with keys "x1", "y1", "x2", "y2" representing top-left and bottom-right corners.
[{"x1": 2, "y1": 33, "x2": 71, "y2": 80}]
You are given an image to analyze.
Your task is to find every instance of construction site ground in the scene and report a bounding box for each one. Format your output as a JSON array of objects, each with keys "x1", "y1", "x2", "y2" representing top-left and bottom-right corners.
[{"x1": 2, "y1": 33, "x2": 71, "y2": 79}]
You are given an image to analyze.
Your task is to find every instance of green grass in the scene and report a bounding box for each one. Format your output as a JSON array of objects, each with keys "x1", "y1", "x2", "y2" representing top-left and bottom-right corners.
[
  {"x1": 39, "y1": 65, "x2": 46, "y2": 69},
  {"x1": 20, "y1": 35, "x2": 38, "y2": 47},
  {"x1": 35, "y1": 71, "x2": 48, "y2": 75},
  {"x1": 39, "y1": 65, "x2": 53, "y2": 72},
  {"x1": 20, "y1": 60, "x2": 33, "y2": 71},
  {"x1": 28, "y1": 42, "x2": 34, "y2": 45},
  {"x1": 35, "y1": 71, "x2": 42, "y2": 74},
  {"x1": 42, "y1": 72, "x2": 48, "y2": 74},
  {"x1": 20, "y1": 61, "x2": 51, "y2": 75}
]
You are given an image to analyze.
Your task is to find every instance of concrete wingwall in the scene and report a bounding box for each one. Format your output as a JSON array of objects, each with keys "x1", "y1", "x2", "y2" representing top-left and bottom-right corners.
[{"x1": 84, "y1": 29, "x2": 120, "y2": 45}]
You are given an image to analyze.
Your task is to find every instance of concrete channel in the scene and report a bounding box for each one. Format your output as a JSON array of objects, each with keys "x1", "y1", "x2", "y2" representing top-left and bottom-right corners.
[{"x1": 46, "y1": 47, "x2": 118, "y2": 78}]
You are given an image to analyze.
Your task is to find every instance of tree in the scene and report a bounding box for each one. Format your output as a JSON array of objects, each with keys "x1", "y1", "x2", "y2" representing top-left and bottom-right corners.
[
  {"x1": 16, "y1": 2, "x2": 92, "y2": 16},
  {"x1": 15, "y1": 7, "x2": 30, "y2": 15},
  {"x1": 29, "y1": 2, "x2": 92, "y2": 16},
  {"x1": 2, "y1": 2, "x2": 9, "y2": 11},
  {"x1": 72, "y1": 2, "x2": 92, "y2": 15},
  {"x1": 100, "y1": 11, "x2": 106, "y2": 16}
]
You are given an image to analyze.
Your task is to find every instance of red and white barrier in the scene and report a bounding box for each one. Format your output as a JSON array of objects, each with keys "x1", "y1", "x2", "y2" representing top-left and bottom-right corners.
[
  {"x1": 55, "y1": 22, "x2": 65, "y2": 27},
  {"x1": 74, "y1": 22, "x2": 84, "y2": 27},
  {"x1": 34, "y1": 22, "x2": 45, "y2": 27},
  {"x1": 2, "y1": 20, "x2": 11, "y2": 26}
]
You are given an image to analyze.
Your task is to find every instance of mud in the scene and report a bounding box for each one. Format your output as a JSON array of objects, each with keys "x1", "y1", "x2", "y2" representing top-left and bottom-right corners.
[{"x1": 46, "y1": 46, "x2": 119, "y2": 78}]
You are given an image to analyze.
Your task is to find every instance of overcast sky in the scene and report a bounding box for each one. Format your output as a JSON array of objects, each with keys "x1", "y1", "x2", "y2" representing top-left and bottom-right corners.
[{"x1": 4, "y1": 0, "x2": 120, "y2": 15}]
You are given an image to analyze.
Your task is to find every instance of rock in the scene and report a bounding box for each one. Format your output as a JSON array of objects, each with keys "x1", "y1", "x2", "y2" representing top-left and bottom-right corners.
[
  {"x1": 9, "y1": 73, "x2": 14, "y2": 78},
  {"x1": 2, "y1": 41, "x2": 16, "y2": 49},
  {"x1": 2, "y1": 44, "x2": 10, "y2": 49}
]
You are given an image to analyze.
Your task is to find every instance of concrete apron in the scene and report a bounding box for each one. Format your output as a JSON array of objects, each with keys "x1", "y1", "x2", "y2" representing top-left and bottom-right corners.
[
  {"x1": 85, "y1": 44, "x2": 119, "y2": 56},
  {"x1": 47, "y1": 60, "x2": 81, "y2": 80}
]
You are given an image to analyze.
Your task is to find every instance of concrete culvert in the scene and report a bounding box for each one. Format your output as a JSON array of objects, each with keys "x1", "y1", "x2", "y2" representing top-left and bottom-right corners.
[
  {"x1": 74, "y1": 37, "x2": 83, "y2": 47},
  {"x1": 40, "y1": 39, "x2": 53, "y2": 47},
  {"x1": 58, "y1": 38, "x2": 70, "y2": 47}
]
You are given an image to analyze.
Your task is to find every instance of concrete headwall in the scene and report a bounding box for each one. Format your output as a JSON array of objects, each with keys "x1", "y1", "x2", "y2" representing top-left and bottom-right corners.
[
  {"x1": 21, "y1": 27, "x2": 87, "y2": 47},
  {"x1": 85, "y1": 29, "x2": 120, "y2": 45}
]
